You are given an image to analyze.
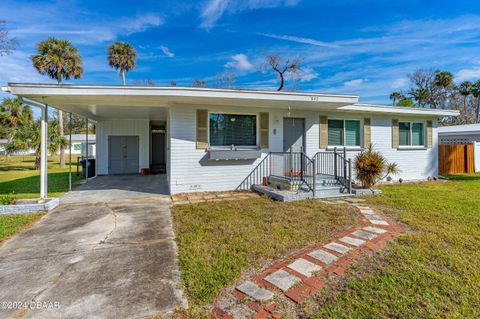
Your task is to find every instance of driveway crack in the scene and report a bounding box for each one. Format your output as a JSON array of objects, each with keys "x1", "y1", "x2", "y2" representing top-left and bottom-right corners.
[{"x1": 99, "y1": 203, "x2": 118, "y2": 244}]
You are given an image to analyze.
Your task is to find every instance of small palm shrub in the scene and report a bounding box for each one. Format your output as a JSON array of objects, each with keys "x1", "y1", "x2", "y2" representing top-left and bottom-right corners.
[
  {"x1": 354, "y1": 144, "x2": 400, "y2": 188},
  {"x1": 0, "y1": 192, "x2": 16, "y2": 205}
]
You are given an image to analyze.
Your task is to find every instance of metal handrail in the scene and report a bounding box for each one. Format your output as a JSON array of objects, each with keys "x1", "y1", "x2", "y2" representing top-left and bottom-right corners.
[
  {"x1": 236, "y1": 151, "x2": 316, "y2": 193},
  {"x1": 313, "y1": 148, "x2": 352, "y2": 194}
]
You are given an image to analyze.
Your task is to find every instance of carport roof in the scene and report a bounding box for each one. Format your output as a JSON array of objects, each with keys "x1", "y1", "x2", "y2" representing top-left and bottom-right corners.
[{"x1": 2, "y1": 83, "x2": 459, "y2": 120}]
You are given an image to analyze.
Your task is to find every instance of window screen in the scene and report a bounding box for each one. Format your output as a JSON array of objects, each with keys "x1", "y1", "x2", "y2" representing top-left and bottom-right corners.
[
  {"x1": 209, "y1": 113, "x2": 257, "y2": 146},
  {"x1": 328, "y1": 119, "x2": 344, "y2": 146}
]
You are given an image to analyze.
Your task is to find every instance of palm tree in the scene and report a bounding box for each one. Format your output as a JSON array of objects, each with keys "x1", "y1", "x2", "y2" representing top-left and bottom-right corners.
[
  {"x1": 32, "y1": 37, "x2": 83, "y2": 168},
  {"x1": 389, "y1": 92, "x2": 403, "y2": 106},
  {"x1": 0, "y1": 97, "x2": 33, "y2": 161},
  {"x1": 107, "y1": 41, "x2": 137, "y2": 86},
  {"x1": 15, "y1": 119, "x2": 67, "y2": 169},
  {"x1": 458, "y1": 81, "x2": 473, "y2": 114},
  {"x1": 471, "y1": 80, "x2": 480, "y2": 121}
]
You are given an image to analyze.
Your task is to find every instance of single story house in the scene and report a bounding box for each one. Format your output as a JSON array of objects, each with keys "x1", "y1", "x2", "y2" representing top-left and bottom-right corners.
[
  {"x1": 0, "y1": 139, "x2": 7, "y2": 155},
  {"x1": 64, "y1": 134, "x2": 96, "y2": 157},
  {"x1": 2, "y1": 83, "x2": 458, "y2": 197},
  {"x1": 438, "y1": 123, "x2": 480, "y2": 172}
]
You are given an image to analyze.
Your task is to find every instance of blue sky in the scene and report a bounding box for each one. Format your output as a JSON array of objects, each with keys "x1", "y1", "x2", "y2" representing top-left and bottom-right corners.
[{"x1": 2, "y1": 0, "x2": 480, "y2": 104}]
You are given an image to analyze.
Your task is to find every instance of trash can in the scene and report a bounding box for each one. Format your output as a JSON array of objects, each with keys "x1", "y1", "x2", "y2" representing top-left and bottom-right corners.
[{"x1": 80, "y1": 158, "x2": 96, "y2": 178}]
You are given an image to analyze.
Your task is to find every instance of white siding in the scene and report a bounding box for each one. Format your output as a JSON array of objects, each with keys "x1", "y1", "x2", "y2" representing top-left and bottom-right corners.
[
  {"x1": 96, "y1": 119, "x2": 150, "y2": 175},
  {"x1": 169, "y1": 106, "x2": 439, "y2": 194}
]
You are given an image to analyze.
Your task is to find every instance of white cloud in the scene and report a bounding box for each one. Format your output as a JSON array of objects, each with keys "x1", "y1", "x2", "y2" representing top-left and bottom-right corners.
[
  {"x1": 455, "y1": 68, "x2": 480, "y2": 82},
  {"x1": 200, "y1": 0, "x2": 300, "y2": 29},
  {"x1": 391, "y1": 78, "x2": 408, "y2": 89},
  {"x1": 343, "y1": 78, "x2": 366, "y2": 87},
  {"x1": 124, "y1": 14, "x2": 164, "y2": 34},
  {"x1": 257, "y1": 33, "x2": 340, "y2": 49},
  {"x1": 160, "y1": 46, "x2": 175, "y2": 58},
  {"x1": 225, "y1": 54, "x2": 254, "y2": 71},
  {"x1": 299, "y1": 67, "x2": 318, "y2": 82}
]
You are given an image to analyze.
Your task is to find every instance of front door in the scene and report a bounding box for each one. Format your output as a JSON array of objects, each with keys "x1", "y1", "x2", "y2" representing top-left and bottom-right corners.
[
  {"x1": 283, "y1": 118, "x2": 305, "y2": 152},
  {"x1": 108, "y1": 136, "x2": 139, "y2": 174}
]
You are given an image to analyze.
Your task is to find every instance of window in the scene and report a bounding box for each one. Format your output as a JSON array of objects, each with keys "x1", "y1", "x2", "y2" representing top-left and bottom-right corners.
[
  {"x1": 209, "y1": 113, "x2": 257, "y2": 146},
  {"x1": 399, "y1": 122, "x2": 424, "y2": 146},
  {"x1": 328, "y1": 119, "x2": 361, "y2": 147},
  {"x1": 73, "y1": 143, "x2": 81, "y2": 151}
]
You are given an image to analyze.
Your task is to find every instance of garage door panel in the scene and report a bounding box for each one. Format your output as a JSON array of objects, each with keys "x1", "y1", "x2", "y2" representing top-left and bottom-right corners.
[{"x1": 108, "y1": 136, "x2": 139, "y2": 174}]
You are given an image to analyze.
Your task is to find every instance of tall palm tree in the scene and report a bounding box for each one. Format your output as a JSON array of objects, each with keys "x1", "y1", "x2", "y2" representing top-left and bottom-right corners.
[
  {"x1": 471, "y1": 80, "x2": 480, "y2": 121},
  {"x1": 107, "y1": 41, "x2": 137, "y2": 86},
  {"x1": 32, "y1": 37, "x2": 83, "y2": 168},
  {"x1": 0, "y1": 97, "x2": 33, "y2": 161},
  {"x1": 458, "y1": 81, "x2": 473, "y2": 114},
  {"x1": 389, "y1": 92, "x2": 403, "y2": 106}
]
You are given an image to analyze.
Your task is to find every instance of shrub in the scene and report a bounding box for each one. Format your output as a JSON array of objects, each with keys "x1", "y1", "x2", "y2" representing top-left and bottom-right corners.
[
  {"x1": 354, "y1": 144, "x2": 400, "y2": 188},
  {"x1": 0, "y1": 192, "x2": 16, "y2": 205}
]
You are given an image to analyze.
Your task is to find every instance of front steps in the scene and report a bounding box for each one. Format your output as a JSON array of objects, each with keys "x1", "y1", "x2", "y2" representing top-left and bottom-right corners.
[{"x1": 253, "y1": 174, "x2": 351, "y2": 202}]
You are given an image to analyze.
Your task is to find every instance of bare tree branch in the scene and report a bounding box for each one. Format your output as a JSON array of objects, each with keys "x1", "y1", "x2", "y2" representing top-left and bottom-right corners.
[{"x1": 0, "y1": 20, "x2": 18, "y2": 56}]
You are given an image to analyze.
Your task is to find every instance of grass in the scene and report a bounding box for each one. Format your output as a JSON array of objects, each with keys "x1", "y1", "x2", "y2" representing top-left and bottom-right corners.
[
  {"x1": 172, "y1": 196, "x2": 361, "y2": 306},
  {"x1": 0, "y1": 155, "x2": 81, "y2": 199},
  {"x1": 0, "y1": 212, "x2": 45, "y2": 242},
  {"x1": 303, "y1": 174, "x2": 480, "y2": 319}
]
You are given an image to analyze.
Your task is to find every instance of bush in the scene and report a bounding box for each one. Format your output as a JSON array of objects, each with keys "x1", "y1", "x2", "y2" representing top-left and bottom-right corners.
[
  {"x1": 0, "y1": 193, "x2": 16, "y2": 205},
  {"x1": 354, "y1": 144, "x2": 400, "y2": 188}
]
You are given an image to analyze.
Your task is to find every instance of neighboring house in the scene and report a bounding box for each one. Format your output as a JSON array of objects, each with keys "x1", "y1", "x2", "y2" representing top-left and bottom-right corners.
[
  {"x1": 64, "y1": 134, "x2": 96, "y2": 157},
  {"x1": 438, "y1": 124, "x2": 480, "y2": 172},
  {"x1": 3, "y1": 84, "x2": 458, "y2": 195},
  {"x1": 0, "y1": 139, "x2": 7, "y2": 155}
]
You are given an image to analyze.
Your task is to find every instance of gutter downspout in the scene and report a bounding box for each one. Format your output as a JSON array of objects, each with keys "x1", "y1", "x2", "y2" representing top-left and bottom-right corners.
[{"x1": 19, "y1": 97, "x2": 49, "y2": 200}]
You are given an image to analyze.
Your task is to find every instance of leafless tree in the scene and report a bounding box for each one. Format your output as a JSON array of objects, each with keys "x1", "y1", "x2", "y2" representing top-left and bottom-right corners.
[
  {"x1": 0, "y1": 20, "x2": 18, "y2": 56},
  {"x1": 262, "y1": 54, "x2": 301, "y2": 91},
  {"x1": 215, "y1": 71, "x2": 236, "y2": 89},
  {"x1": 193, "y1": 79, "x2": 207, "y2": 88},
  {"x1": 131, "y1": 79, "x2": 156, "y2": 86}
]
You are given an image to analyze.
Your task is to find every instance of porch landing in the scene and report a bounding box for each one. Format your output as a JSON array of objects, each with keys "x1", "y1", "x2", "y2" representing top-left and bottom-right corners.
[{"x1": 252, "y1": 185, "x2": 355, "y2": 202}]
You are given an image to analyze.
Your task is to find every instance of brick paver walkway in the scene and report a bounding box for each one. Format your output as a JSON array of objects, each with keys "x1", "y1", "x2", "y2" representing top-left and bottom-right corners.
[{"x1": 212, "y1": 199, "x2": 404, "y2": 319}]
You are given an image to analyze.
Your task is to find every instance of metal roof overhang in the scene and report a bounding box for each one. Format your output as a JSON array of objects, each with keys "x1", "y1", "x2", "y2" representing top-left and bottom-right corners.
[
  {"x1": 2, "y1": 83, "x2": 359, "y2": 121},
  {"x1": 2, "y1": 83, "x2": 459, "y2": 120}
]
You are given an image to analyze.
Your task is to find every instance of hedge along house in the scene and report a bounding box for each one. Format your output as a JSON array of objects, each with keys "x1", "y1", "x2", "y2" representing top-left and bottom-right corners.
[{"x1": 2, "y1": 83, "x2": 458, "y2": 199}]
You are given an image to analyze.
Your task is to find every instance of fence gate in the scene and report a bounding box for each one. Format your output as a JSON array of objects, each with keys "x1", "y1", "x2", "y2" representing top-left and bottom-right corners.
[{"x1": 438, "y1": 144, "x2": 475, "y2": 174}]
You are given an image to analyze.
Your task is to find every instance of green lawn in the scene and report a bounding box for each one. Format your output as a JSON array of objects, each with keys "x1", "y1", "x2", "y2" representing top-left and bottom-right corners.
[
  {"x1": 0, "y1": 155, "x2": 81, "y2": 199},
  {"x1": 172, "y1": 197, "x2": 362, "y2": 307},
  {"x1": 0, "y1": 212, "x2": 45, "y2": 242},
  {"x1": 303, "y1": 174, "x2": 480, "y2": 319}
]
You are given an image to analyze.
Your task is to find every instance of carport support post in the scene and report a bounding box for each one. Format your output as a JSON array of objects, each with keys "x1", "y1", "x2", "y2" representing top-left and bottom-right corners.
[
  {"x1": 40, "y1": 104, "x2": 48, "y2": 199},
  {"x1": 69, "y1": 112, "x2": 72, "y2": 191},
  {"x1": 85, "y1": 117, "x2": 88, "y2": 182}
]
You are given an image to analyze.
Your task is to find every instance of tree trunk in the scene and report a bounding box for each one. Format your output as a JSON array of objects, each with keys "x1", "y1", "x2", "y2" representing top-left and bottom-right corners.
[
  {"x1": 34, "y1": 150, "x2": 41, "y2": 170},
  {"x1": 277, "y1": 73, "x2": 285, "y2": 91},
  {"x1": 122, "y1": 71, "x2": 126, "y2": 86}
]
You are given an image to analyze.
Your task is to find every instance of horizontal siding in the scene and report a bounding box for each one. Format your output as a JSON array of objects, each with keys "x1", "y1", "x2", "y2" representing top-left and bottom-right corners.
[
  {"x1": 169, "y1": 106, "x2": 439, "y2": 194},
  {"x1": 96, "y1": 119, "x2": 150, "y2": 175}
]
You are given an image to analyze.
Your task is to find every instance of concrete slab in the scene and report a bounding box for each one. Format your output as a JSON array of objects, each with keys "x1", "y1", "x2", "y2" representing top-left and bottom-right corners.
[
  {"x1": 0, "y1": 196, "x2": 187, "y2": 319},
  {"x1": 60, "y1": 175, "x2": 169, "y2": 204},
  {"x1": 287, "y1": 258, "x2": 322, "y2": 277},
  {"x1": 364, "y1": 226, "x2": 388, "y2": 234},
  {"x1": 264, "y1": 269, "x2": 301, "y2": 292},
  {"x1": 352, "y1": 230, "x2": 377, "y2": 240},
  {"x1": 307, "y1": 249, "x2": 339, "y2": 265},
  {"x1": 324, "y1": 242, "x2": 352, "y2": 254},
  {"x1": 370, "y1": 219, "x2": 389, "y2": 226},
  {"x1": 236, "y1": 281, "x2": 274, "y2": 301},
  {"x1": 339, "y1": 236, "x2": 366, "y2": 247}
]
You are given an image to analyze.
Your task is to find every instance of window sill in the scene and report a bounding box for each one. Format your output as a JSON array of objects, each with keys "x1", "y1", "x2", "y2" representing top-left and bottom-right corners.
[
  {"x1": 397, "y1": 146, "x2": 427, "y2": 150},
  {"x1": 207, "y1": 148, "x2": 262, "y2": 160}
]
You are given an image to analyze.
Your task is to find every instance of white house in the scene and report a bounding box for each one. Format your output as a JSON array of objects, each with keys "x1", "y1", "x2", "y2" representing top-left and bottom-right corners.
[
  {"x1": 438, "y1": 123, "x2": 480, "y2": 172},
  {"x1": 2, "y1": 83, "x2": 458, "y2": 198},
  {"x1": 64, "y1": 134, "x2": 96, "y2": 157}
]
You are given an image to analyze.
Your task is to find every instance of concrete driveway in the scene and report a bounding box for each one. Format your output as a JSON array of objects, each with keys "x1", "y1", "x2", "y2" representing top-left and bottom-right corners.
[{"x1": 0, "y1": 175, "x2": 187, "y2": 319}]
